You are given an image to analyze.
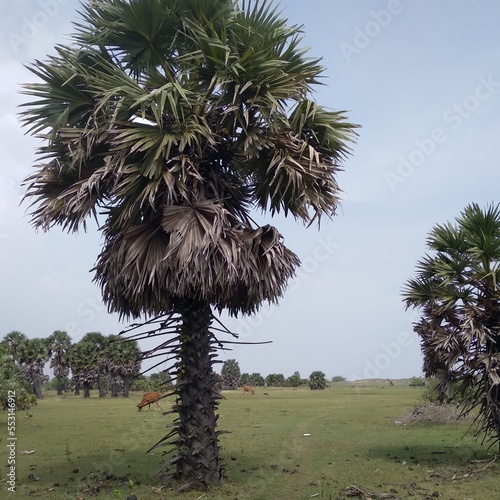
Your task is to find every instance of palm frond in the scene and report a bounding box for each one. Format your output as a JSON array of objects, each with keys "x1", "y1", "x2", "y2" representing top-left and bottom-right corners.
[
  {"x1": 22, "y1": 0, "x2": 356, "y2": 316},
  {"x1": 404, "y1": 202, "x2": 500, "y2": 450}
]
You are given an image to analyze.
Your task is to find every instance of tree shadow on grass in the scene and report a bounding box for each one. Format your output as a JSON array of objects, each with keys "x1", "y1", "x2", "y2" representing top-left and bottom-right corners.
[
  {"x1": 15, "y1": 447, "x2": 163, "y2": 498},
  {"x1": 368, "y1": 442, "x2": 494, "y2": 468}
]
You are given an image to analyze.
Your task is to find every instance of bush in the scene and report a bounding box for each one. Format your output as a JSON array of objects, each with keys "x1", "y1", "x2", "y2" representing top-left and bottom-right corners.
[
  {"x1": 130, "y1": 372, "x2": 173, "y2": 393},
  {"x1": 265, "y1": 373, "x2": 286, "y2": 387},
  {"x1": 0, "y1": 347, "x2": 37, "y2": 410},
  {"x1": 421, "y1": 377, "x2": 466, "y2": 404},
  {"x1": 309, "y1": 371, "x2": 327, "y2": 390},
  {"x1": 286, "y1": 373, "x2": 301, "y2": 387},
  {"x1": 248, "y1": 373, "x2": 265, "y2": 386},
  {"x1": 409, "y1": 376, "x2": 426, "y2": 387},
  {"x1": 130, "y1": 375, "x2": 149, "y2": 393},
  {"x1": 0, "y1": 379, "x2": 37, "y2": 410},
  {"x1": 398, "y1": 402, "x2": 465, "y2": 425},
  {"x1": 331, "y1": 375, "x2": 346, "y2": 383},
  {"x1": 45, "y1": 376, "x2": 71, "y2": 393}
]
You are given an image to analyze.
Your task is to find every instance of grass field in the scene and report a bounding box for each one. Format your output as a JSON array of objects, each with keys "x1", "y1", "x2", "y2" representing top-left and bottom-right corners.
[{"x1": 1, "y1": 382, "x2": 498, "y2": 499}]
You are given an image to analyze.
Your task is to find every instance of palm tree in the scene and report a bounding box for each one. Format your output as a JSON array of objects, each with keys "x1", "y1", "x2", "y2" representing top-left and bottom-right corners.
[
  {"x1": 221, "y1": 359, "x2": 241, "y2": 389},
  {"x1": 403, "y1": 202, "x2": 500, "y2": 451},
  {"x1": 106, "y1": 335, "x2": 141, "y2": 397},
  {"x1": 69, "y1": 332, "x2": 106, "y2": 397},
  {"x1": 20, "y1": 0, "x2": 357, "y2": 489},
  {"x1": 47, "y1": 330, "x2": 72, "y2": 395},
  {"x1": 18, "y1": 338, "x2": 50, "y2": 398},
  {"x1": 1, "y1": 331, "x2": 28, "y2": 367}
]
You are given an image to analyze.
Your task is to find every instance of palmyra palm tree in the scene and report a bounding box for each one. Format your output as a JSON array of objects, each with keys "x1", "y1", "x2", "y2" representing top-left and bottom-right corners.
[
  {"x1": 69, "y1": 332, "x2": 107, "y2": 397},
  {"x1": 18, "y1": 338, "x2": 50, "y2": 399},
  {"x1": 47, "y1": 330, "x2": 72, "y2": 395},
  {"x1": 106, "y1": 335, "x2": 141, "y2": 396},
  {"x1": 403, "y1": 203, "x2": 500, "y2": 451},
  {"x1": 1, "y1": 331, "x2": 27, "y2": 367},
  {"x1": 20, "y1": 0, "x2": 357, "y2": 489}
]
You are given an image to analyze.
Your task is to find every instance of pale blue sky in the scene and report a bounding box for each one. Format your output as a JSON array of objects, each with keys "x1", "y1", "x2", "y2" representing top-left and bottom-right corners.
[{"x1": 1, "y1": 1, "x2": 500, "y2": 380}]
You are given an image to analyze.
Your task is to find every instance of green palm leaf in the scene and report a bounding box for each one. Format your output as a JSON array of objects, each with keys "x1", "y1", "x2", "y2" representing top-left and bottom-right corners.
[
  {"x1": 21, "y1": 0, "x2": 358, "y2": 487},
  {"x1": 404, "y1": 202, "x2": 500, "y2": 451}
]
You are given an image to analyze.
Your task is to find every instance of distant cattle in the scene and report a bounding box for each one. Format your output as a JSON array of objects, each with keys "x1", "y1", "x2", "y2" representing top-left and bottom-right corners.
[
  {"x1": 137, "y1": 391, "x2": 161, "y2": 411},
  {"x1": 243, "y1": 385, "x2": 255, "y2": 395}
]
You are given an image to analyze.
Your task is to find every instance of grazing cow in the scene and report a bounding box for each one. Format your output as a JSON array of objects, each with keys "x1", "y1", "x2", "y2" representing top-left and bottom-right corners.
[
  {"x1": 243, "y1": 385, "x2": 255, "y2": 395},
  {"x1": 137, "y1": 391, "x2": 161, "y2": 411}
]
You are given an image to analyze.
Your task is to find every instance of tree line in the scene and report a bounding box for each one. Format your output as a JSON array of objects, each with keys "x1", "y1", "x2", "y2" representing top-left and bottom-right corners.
[
  {"x1": 0, "y1": 330, "x2": 155, "y2": 409},
  {"x1": 220, "y1": 359, "x2": 330, "y2": 390}
]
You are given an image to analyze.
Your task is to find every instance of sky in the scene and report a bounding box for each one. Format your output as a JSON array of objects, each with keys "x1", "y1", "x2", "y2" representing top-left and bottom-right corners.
[{"x1": 1, "y1": 1, "x2": 500, "y2": 381}]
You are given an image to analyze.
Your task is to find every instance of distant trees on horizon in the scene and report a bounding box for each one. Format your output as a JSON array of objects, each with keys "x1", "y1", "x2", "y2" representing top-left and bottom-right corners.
[
  {"x1": 0, "y1": 329, "x2": 146, "y2": 406},
  {"x1": 223, "y1": 360, "x2": 335, "y2": 389},
  {"x1": 2, "y1": 330, "x2": 347, "y2": 409}
]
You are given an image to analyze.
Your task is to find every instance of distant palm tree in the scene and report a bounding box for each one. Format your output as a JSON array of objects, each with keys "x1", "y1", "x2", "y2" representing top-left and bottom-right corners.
[
  {"x1": 69, "y1": 332, "x2": 107, "y2": 398},
  {"x1": 18, "y1": 338, "x2": 50, "y2": 398},
  {"x1": 221, "y1": 358, "x2": 241, "y2": 389},
  {"x1": 403, "y1": 203, "x2": 500, "y2": 451},
  {"x1": 106, "y1": 335, "x2": 141, "y2": 397},
  {"x1": 20, "y1": 0, "x2": 357, "y2": 489},
  {"x1": 47, "y1": 330, "x2": 72, "y2": 395},
  {"x1": 1, "y1": 331, "x2": 27, "y2": 367}
]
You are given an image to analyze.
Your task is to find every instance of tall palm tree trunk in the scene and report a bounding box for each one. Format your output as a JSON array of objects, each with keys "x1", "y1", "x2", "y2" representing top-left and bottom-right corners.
[
  {"x1": 172, "y1": 301, "x2": 223, "y2": 489},
  {"x1": 122, "y1": 376, "x2": 130, "y2": 397},
  {"x1": 83, "y1": 381, "x2": 90, "y2": 398},
  {"x1": 56, "y1": 376, "x2": 64, "y2": 396}
]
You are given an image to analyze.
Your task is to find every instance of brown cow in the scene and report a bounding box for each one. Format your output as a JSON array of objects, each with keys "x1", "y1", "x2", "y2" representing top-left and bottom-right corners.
[
  {"x1": 243, "y1": 385, "x2": 255, "y2": 395},
  {"x1": 137, "y1": 391, "x2": 161, "y2": 411}
]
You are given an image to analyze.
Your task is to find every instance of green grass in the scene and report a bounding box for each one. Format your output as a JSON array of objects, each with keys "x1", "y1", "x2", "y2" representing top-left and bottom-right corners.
[{"x1": 1, "y1": 385, "x2": 498, "y2": 499}]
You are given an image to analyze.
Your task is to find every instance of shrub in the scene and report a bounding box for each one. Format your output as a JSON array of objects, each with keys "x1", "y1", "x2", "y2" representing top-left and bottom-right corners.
[
  {"x1": 0, "y1": 348, "x2": 37, "y2": 410},
  {"x1": 331, "y1": 375, "x2": 346, "y2": 383},
  {"x1": 409, "y1": 376, "x2": 426, "y2": 387},
  {"x1": 398, "y1": 402, "x2": 465, "y2": 426},
  {"x1": 0, "y1": 379, "x2": 37, "y2": 410},
  {"x1": 248, "y1": 373, "x2": 265, "y2": 386},
  {"x1": 265, "y1": 373, "x2": 286, "y2": 387},
  {"x1": 286, "y1": 373, "x2": 301, "y2": 387},
  {"x1": 421, "y1": 377, "x2": 466, "y2": 404},
  {"x1": 309, "y1": 371, "x2": 327, "y2": 390}
]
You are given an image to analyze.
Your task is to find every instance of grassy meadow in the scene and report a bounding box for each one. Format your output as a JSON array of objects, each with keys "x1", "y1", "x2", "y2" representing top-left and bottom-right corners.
[{"x1": 1, "y1": 382, "x2": 499, "y2": 499}]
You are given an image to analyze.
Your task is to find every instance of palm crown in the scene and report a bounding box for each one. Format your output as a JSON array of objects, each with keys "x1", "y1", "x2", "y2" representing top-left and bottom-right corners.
[
  {"x1": 21, "y1": 0, "x2": 358, "y2": 487},
  {"x1": 403, "y1": 203, "x2": 500, "y2": 449},
  {"x1": 21, "y1": 0, "x2": 357, "y2": 318}
]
